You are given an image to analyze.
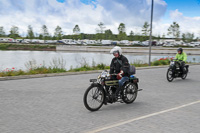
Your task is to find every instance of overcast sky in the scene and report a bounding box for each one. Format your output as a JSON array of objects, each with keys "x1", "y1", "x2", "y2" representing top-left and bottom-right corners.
[{"x1": 0, "y1": 0, "x2": 200, "y2": 37}]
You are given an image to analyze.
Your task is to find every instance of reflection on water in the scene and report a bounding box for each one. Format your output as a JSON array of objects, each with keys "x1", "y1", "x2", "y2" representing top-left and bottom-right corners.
[{"x1": 0, "y1": 50, "x2": 200, "y2": 71}]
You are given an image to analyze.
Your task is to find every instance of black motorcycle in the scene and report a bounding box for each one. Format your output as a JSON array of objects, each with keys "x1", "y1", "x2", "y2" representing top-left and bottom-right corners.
[
  {"x1": 166, "y1": 59, "x2": 189, "y2": 82},
  {"x1": 83, "y1": 70, "x2": 141, "y2": 111}
]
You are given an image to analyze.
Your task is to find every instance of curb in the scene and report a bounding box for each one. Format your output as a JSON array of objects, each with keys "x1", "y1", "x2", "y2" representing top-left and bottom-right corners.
[
  {"x1": 0, "y1": 70, "x2": 103, "y2": 81},
  {"x1": 0, "y1": 64, "x2": 200, "y2": 81}
]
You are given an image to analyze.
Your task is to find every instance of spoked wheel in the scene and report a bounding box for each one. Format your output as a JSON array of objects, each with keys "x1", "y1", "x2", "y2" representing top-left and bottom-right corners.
[
  {"x1": 167, "y1": 69, "x2": 174, "y2": 82},
  {"x1": 122, "y1": 83, "x2": 138, "y2": 104},
  {"x1": 83, "y1": 84, "x2": 105, "y2": 111},
  {"x1": 181, "y1": 67, "x2": 188, "y2": 79}
]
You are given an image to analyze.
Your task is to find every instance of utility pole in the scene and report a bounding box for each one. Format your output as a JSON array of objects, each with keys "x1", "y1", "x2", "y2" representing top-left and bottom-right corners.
[{"x1": 148, "y1": 0, "x2": 154, "y2": 66}]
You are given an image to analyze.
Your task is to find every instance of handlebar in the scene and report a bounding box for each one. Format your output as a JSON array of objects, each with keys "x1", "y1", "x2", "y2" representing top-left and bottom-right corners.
[{"x1": 110, "y1": 74, "x2": 118, "y2": 76}]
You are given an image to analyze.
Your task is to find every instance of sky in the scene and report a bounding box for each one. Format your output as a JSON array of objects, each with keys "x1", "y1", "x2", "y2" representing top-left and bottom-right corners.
[{"x1": 0, "y1": 0, "x2": 200, "y2": 38}]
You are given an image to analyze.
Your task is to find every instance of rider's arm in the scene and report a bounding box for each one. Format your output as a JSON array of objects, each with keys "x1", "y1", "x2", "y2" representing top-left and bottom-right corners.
[
  {"x1": 183, "y1": 52, "x2": 187, "y2": 62},
  {"x1": 121, "y1": 57, "x2": 129, "y2": 74},
  {"x1": 110, "y1": 59, "x2": 114, "y2": 74},
  {"x1": 175, "y1": 53, "x2": 179, "y2": 60}
]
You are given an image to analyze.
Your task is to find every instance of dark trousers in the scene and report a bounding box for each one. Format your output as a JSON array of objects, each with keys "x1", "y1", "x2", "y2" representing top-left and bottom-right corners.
[{"x1": 178, "y1": 61, "x2": 186, "y2": 73}]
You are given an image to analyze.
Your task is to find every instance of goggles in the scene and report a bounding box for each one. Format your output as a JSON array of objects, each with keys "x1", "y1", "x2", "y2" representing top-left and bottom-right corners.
[{"x1": 113, "y1": 51, "x2": 119, "y2": 55}]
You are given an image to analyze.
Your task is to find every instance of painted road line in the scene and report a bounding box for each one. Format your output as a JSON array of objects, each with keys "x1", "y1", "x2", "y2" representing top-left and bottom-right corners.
[{"x1": 86, "y1": 100, "x2": 200, "y2": 133}]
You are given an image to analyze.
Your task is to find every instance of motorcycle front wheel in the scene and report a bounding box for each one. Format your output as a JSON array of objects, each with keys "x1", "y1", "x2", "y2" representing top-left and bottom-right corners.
[
  {"x1": 83, "y1": 84, "x2": 105, "y2": 111},
  {"x1": 167, "y1": 68, "x2": 174, "y2": 82},
  {"x1": 122, "y1": 82, "x2": 138, "y2": 104}
]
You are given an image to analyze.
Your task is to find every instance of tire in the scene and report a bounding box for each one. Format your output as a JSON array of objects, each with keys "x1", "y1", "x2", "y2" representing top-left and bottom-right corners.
[
  {"x1": 167, "y1": 68, "x2": 174, "y2": 82},
  {"x1": 122, "y1": 82, "x2": 138, "y2": 104},
  {"x1": 83, "y1": 84, "x2": 105, "y2": 111},
  {"x1": 181, "y1": 67, "x2": 188, "y2": 79}
]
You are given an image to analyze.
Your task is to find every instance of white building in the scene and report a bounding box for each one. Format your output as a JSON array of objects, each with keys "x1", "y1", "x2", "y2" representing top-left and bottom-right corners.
[
  {"x1": 101, "y1": 40, "x2": 112, "y2": 45},
  {"x1": 0, "y1": 37, "x2": 14, "y2": 42}
]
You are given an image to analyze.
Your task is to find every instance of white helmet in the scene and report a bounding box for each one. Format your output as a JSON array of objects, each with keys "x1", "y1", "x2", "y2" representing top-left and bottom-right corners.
[{"x1": 110, "y1": 46, "x2": 122, "y2": 55}]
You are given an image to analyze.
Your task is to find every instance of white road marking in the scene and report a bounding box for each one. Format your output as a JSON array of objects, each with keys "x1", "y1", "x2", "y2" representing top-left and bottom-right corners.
[{"x1": 86, "y1": 100, "x2": 200, "y2": 133}]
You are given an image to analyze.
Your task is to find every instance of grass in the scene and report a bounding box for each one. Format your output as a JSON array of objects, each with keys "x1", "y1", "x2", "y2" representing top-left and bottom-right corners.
[
  {"x1": 68, "y1": 63, "x2": 110, "y2": 72},
  {"x1": 0, "y1": 64, "x2": 110, "y2": 77},
  {"x1": 0, "y1": 43, "x2": 56, "y2": 50},
  {"x1": 163, "y1": 45, "x2": 193, "y2": 48},
  {"x1": 0, "y1": 67, "x2": 67, "y2": 77},
  {"x1": 131, "y1": 59, "x2": 149, "y2": 67}
]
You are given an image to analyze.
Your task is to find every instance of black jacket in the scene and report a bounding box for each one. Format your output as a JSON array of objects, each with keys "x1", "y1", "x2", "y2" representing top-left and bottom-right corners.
[{"x1": 110, "y1": 55, "x2": 130, "y2": 77}]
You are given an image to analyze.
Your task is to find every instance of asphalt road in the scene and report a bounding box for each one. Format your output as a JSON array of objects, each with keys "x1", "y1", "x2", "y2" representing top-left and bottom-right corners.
[{"x1": 0, "y1": 65, "x2": 200, "y2": 133}]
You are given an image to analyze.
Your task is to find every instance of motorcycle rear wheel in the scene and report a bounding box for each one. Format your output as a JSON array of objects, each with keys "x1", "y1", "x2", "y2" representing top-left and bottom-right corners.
[
  {"x1": 83, "y1": 84, "x2": 105, "y2": 111},
  {"x1": 181, "y1": 67, "x2": 188, "y2": 79},
  {"x1": 167, "y1": 69, "x2": 174, "y2": 82},
  {"x1": 122, "y1": 83, "x2": 138, "y2": 104}
]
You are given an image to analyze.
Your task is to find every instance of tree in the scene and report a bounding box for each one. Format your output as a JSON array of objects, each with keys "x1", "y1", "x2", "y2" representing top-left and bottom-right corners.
[
  {"x1": 9, "y1": 26, "x2": 20, "y2": 39},
  {"x1": 95, "y1": 22, "x2": 106, "y2": 40},
  {"x1": 118, "y1": 23, "x2": 127, "y2": 40},
  {"x1": 54, "y1": 26, "x2": 63, "y2": 40},
  {"x1": 96, "y1": 22, "x2": 105, "y2": 34},
  {"x1": 182, "y1": 32, "x2": 194, "y2": 43},
  {"x1": 104, "y1": 29, "x2": 113, "y2": 40},
  {"x1": 0, "y1": 26, "x2": 6, "y2": 37},
  {"x1": 73, "y1": 25, "x2": 80, "y2": 34},
  {"x1": 39, "y1": 34, "x2": 43, "y2": 40},
  {"x1": 118, "y1": 23, "x2": 126, "y2": 33},
  {"x1": 162, "y1": 33, "x2": 166, "y2": 38},
  {"x1": 41, "y1": 25, "x2": 50, "y2": 40},
  {"x1": 141, "y1": 21, "x2": 150, "y2": 36},
  {"x1": 129, "y1": 30, "x2": 134, "y2": 41},
  {"x1": 27, "y1": 25, "x2": 35, "y2": 39},
  {"x1": 167, "y1": 22, "x2": 180, "y2": 39}
]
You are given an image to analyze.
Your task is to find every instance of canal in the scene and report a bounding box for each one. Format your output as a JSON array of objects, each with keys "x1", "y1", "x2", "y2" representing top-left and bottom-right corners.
[{"x1": 0, "y1": 50, "x2": 200, "y2": 71}]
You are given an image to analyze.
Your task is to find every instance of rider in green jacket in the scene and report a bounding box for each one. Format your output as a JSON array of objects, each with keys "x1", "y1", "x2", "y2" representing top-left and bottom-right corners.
[
  {"x1": 175, "y1": 48, "x2": 187, "y2": 62},
  {"x1": 175, "y1": 48, "x2": 187, "y2": 73}
]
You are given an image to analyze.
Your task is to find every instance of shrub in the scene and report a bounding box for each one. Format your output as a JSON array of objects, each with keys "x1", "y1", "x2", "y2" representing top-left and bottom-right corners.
[
  {"x1": 152, "y1": 57, "x2": 171, "y2": 66},
  {"x1": 152, "y1": 60, "x2": 161, "y2": 66},
  {"x1": 97, "y1": 63, "x2": 106, "y2": 69},
  {"x1": 159, "y1": 60, "x2": 167, "y2": 65}
]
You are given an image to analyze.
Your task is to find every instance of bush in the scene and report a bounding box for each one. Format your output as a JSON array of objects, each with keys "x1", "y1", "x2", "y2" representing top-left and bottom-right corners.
[
  {"x1": 159, "y1": 60, "x2": 168, "y2": 65},
  {"x1": 152, "y1": 60, "x2": 161, "y2": 66},
  {"x1": 97, "y1": 63, "x2": 106, "y2": 69},
  {"x1": 152, "y1": 58, "x2": 171, "y2": 66}
]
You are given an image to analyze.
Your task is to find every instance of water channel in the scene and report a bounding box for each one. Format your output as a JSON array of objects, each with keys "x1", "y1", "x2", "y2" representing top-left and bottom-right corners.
[{"x1": 0, "y1": 50, "x2": 200, "y2": 71}]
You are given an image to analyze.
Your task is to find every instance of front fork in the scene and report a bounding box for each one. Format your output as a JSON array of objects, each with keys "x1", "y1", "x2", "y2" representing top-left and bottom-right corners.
[{"x1": 169, "y1": 65, "x2": 176, "y2": 77}]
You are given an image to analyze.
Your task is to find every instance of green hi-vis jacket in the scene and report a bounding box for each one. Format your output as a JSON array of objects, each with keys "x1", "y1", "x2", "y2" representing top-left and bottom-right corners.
[{"x1": 175, "y1": 52, "x2": 187, "y2": 62}]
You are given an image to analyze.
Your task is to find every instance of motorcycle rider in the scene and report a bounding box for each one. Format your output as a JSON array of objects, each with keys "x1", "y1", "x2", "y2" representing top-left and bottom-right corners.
[
  {"x1": 109, "y1": 46, "x2": 130, "y2": 98},
  {"x1": 175, "y1": 47, "x2": 187, "y2": 74}
]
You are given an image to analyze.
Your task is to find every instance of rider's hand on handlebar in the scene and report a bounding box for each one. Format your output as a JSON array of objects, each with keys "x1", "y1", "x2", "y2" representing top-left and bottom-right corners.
[
  {"x1": 117, "y1": 70, "x2": 123, "y2": 80},
  {"x1": 181, "y1": 61, "x2": 185, "y2": 64}
]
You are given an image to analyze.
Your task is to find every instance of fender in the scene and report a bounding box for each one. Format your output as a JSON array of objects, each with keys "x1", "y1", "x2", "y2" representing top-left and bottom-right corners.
[
  {"x1": 169, "y1": 65, "x2": 174, "y2": 69},
  {"x1": 134, "y1": 82, "x2": 138, "y2": 89},
  {"x1": 185, "y1": 65, "x2": 189, "y2": 71},
  {"x1": 124, "y1": 81, "x2": 138, "y2": 89},
  {"x1": 90, "y1": 83, "x2": 105, "y2": 94}
]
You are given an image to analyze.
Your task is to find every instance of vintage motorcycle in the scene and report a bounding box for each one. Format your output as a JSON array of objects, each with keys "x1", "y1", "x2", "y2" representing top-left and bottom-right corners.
[
  {"x1": 83, "y1": 70, "x2": 141, "y2": 111},
  {"x1": 166, "y1": 59, "x2": 189, "y2": 82}
]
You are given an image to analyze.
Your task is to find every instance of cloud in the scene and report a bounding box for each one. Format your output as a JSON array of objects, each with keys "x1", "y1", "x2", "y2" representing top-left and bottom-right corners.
[
  {"x1": 169, "y1": 9, "x2": 200, "y2": 36},
  {"x1": 97, "y1": 0, "x2": 167, "y2": 34},
  {"x1": 0, "y1": 0, "x2": 167, "y2": 36}
]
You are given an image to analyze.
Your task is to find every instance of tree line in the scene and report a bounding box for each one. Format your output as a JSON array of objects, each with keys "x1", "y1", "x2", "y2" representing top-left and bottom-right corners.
[{"x1": 0, "y1": 22, "x2": 198, "y2": 42}]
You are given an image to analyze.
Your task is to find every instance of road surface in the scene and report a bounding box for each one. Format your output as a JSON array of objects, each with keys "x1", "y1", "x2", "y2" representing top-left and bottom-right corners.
[{"x1": 0, "y1": 65, "x2": 200, "y2": 133}]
